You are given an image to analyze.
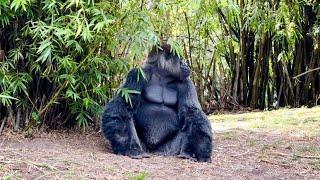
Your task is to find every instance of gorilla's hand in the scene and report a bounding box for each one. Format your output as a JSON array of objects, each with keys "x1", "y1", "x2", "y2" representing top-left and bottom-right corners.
[{"x1": 177, "y1": 153, "x2": 197, "y2": 162}]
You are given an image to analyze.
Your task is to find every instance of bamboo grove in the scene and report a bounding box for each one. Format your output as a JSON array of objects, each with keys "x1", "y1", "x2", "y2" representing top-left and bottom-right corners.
[{"x1": 0, "y1": 0, "x2": 319, "y2": 131}]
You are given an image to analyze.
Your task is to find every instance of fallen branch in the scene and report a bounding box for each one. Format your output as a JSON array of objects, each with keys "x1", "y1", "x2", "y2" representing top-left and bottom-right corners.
[
  {"x1": 259, "y1": 159, "x2": 291, "y2": 168},
  {"x1": 272, "y1": 151, "x2": 320, "y2": 159},
  {"x1": 22, "y1": 160, "x2": 58, "y2": 171},
  {"x1": 293, "y1": 67, "x2": 320, "y2": 79}
]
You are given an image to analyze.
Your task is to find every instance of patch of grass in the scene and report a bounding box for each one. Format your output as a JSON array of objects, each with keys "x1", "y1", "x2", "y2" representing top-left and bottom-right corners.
[
  {"x1": 313, "y1": 160, "x2": 320, "y2": 170},
  {"x1": 297, "y1": 144, "x2": 319, "y2": 154},
  {"x1": 291, "y1": 154, "x2": 299, "y2": 161},
  {"x1": 259, "y1": 141, "x2": 282, "y2": 152},
  {"x1": 209, "y1": 106, "x2": 320, "y2": 136},
  {"x1": 2, "y1": 176, "x2": 10, "y2": 180},
  {"x1": 221, "y1": 131, "x2": 238, "y2": 140},
  {"x1": 128, "y1": 171, "x2": 149, "y2": 180},
  {"x1": 2, "y1": 171, "x2": 17, "y2": 180},
  {"x1": 260, "y1": 144, "x2": 269, "y2": 152},
  {"x1": 248, "y1": 138, "x2": 257, "y2": 147}
]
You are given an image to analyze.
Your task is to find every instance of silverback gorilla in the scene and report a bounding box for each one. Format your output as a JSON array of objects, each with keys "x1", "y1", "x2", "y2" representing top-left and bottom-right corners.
[{"x1": 101, "y1": 44, "x2": 213, "y2": 162}]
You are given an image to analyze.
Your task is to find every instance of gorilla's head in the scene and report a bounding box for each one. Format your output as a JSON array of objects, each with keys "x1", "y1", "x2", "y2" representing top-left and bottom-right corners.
[{"x1": 144, "y1": 44, "x2": 191, "y2": 81}]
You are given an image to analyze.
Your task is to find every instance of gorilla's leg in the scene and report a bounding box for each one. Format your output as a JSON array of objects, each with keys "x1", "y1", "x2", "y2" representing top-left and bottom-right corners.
[
  {"x1": 153, "y1": 131, "x2": 184, "y2": 156},
  {"x1": 179, "y1": 108, "x2": 213, "y2": 162},
  {"x1": 155, "y1": 107, "x2": 212, "y2": 162},
  {"x1": 155, "y1": 130, "x2": 211, "y2": 162},
  {"x1": 181, "y1": 124, "x2": 212, "y2": 162},
  {"x1": 101, "y1": 115, "x2": 149, "y2": 158}
]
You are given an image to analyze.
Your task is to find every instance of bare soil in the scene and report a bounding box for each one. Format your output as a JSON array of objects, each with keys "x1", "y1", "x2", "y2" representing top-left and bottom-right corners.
[{"x1": 0, "y1": 127, "x2": 319, "y2": 180}]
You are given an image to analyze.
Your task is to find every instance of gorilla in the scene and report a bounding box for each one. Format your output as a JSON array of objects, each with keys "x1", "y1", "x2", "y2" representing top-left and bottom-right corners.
[{"x1": 101, "y1": 44, "x2": 213, "y2": 162}]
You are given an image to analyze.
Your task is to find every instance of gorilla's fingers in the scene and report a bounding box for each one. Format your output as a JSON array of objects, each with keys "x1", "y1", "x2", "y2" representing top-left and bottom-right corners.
[
  {"x1": 197, "y1": 157, "x2": 212, "y2": 163},
  {"x1": 128, "y1": 154, "x2": 144, "y2": 159},
  {"x1": 141, "y1": 153, "x2": 151, "y2": 158},
  {"x1": 177, "y1": 153, "x2": 197, "y2": 161}
]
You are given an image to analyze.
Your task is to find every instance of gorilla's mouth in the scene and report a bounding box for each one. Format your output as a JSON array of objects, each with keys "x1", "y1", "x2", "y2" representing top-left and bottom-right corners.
[
  {"x1": 180, "y1": 70, "x2": 190, "y2": 80},
  {"x1": 180, "y1": 65, "x2": 191, "y2": 78}
]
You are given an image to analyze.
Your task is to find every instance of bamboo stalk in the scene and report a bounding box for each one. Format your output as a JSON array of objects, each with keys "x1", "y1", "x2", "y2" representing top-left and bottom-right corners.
[
  {"x1": 293, "y1": 67, "x2": 320, "y2": 79},
  {"x1": 0, "y1": 118, "x2": 6, "y2": 135},
  {"x1": 13, "y1": 108, "x2": 21, "y2": 132}
]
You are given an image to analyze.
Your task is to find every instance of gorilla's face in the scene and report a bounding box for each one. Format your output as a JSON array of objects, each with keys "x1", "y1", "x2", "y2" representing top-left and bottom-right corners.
[
  {"x1": 147, "y1": 46, "x2": 191, "y2": 81},
  {"x1": 158, "y1": 51, "x2": 190, "y2": 80}
]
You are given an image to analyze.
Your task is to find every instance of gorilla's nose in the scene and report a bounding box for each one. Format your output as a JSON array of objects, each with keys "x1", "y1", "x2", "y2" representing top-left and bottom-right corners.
[{"x1": 182, "y1": 67, "x2": 190, "y2": 74}]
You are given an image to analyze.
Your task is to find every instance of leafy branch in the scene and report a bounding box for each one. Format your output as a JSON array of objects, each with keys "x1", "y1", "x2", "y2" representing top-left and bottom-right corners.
[{"x1": 117, "y1": 88, "x2": 140, "y2": 107}]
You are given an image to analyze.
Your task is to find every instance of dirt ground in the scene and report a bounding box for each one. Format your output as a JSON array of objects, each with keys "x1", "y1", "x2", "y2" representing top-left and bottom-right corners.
[{"x1": 1, "y1": 125, "x2": 319, "y2": 180}]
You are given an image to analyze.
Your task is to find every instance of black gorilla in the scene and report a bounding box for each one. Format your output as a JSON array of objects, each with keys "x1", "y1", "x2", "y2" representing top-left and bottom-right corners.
[{"x1": 101, "y1": 44, "x2": 213, "y2": 162}]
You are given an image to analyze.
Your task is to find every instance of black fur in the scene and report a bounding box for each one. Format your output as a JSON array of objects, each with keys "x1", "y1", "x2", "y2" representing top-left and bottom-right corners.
[{"x1": 101, "y1": 46, "x2": 213, "y2": 162}]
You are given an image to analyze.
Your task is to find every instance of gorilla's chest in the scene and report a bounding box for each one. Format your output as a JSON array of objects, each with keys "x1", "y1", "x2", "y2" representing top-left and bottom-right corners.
[
  {"x1": 142, "y1": 74, "x2": 178, "y2": 106},
  {"x1": 134, "y1": 74, "x2": 180, "y2": 147}
]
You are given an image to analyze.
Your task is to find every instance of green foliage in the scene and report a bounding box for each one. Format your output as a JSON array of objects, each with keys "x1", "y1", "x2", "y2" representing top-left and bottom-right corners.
[
  {"x1": 136, "y1": 67, "x2": 146, "y2": 82},
  {"x1": 117, "y1": 88, "x2": 140, "y2": 107},
  {"x1": 0, "y1": 0, "x2": 319, "y2": 130},
  {"x1": 31, "y1": 111, "x2": 41, "y2": 125},
  {"x1": 0, "y1": 0, "x2": 164, "y2": 129},
  {"x1": 128, "y1": 171, "x2": 149, "y2": 180},
  {"x1": 313, "y1": 160, "x2": 320, "y2": 170},
  {"x1": 0, "y1": 94, "x2": 18, "y2": 106}
]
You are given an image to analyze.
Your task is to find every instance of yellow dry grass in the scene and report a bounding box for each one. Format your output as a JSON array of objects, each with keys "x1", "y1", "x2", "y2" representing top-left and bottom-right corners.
[{"x1": 209, "y1": 106, "x2": 320, "y2": 136}]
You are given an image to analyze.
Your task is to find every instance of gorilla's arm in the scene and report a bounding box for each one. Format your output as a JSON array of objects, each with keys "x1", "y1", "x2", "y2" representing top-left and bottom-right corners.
[
  {"x1": 101, "y1": 68, "x2": 148, "y2": 158},
  {"x1": 178, "y1": 79, "x2": 213, "y2": 162}
]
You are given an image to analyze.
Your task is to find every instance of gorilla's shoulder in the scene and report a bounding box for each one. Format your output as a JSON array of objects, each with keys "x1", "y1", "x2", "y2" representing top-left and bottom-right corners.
[
  {"x1": 127, "y1": 68, "x2": 139, "y2": 77},
  {"x1": 125, "y1": 68, "x2": 141, "y2": 82},
  {"x1": 177, "y1": 78, "x2": 196, "y2": 91},
  {"x1": 126, "y1": 67, "x2": 151, "y2": 82}
]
